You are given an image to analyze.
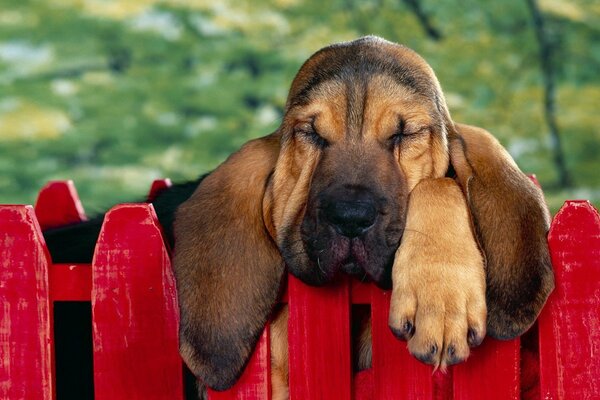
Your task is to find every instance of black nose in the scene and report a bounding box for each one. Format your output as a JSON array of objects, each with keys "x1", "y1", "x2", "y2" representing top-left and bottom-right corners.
[{"x1": 322, "y1": 196, "x2": 377, "y2": 238}]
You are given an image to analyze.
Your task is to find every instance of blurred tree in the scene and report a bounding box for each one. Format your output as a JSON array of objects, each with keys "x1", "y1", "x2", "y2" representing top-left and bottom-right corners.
[
  {"x1": 402, "y1": 0, "x2": 443, "y2": 41},
  {"x1": 525, "y1": 0, "x2": 572, "y2": 188}
]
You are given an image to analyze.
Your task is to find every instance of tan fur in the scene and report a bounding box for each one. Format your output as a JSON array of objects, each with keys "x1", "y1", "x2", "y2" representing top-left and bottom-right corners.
[
  {"x1": 363, "y1": 75, "x2": 449, "y2": 190},
  {"x1": 389, "y1": 178, "x2": 486, "y2": 368},
  {"x1": 356, "y1": 317, "x2": 373, "y2": 371}
]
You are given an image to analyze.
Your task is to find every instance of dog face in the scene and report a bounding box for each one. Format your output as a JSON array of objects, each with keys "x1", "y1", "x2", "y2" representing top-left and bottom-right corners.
[
  {"x1": 173, "y1": 36, "x2": 553, "y2": 390},
  {"x1": 264, "y1": 37, "x2": 448, "y2": 288}
]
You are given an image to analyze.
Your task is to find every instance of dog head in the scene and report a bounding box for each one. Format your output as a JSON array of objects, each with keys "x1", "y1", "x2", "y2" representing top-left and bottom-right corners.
[
  {"x1": 264, "y1": 36, "x2": 449, "y2": 288},
  {"x1": 173, "y1": 36, "x2": 553, "y2": 390}
]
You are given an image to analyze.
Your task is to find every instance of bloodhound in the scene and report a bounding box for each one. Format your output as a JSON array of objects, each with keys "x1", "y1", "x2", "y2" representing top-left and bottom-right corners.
[
  {"x1": 43, "y1": 36, "x2": 554, "y2": 399},
  {"x1": 172, "y1": 36, "x2": 554, "y2": 397}
]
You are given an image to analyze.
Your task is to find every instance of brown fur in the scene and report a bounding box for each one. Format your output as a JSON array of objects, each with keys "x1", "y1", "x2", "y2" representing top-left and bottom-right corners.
[
  {"x1": 173, "y1": 36, "x2": 554, "y2": 393},
  {"x1": 174, "y1": 135, "x2": 284, "y2": 390},
  {"x1": 449, "y1": 123, "x2": 554, "y2": 339}
]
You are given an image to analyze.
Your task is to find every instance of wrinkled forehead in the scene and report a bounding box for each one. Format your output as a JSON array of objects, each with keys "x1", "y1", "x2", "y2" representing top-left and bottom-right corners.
[
  {"x1": 287, "y1": 76, "x2": 437, "y2": 137},
  {"x1": 287, "y1": 38, "x2": 442, "y2": 110}
]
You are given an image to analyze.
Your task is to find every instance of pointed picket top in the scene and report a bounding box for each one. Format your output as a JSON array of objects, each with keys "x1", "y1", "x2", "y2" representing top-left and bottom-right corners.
[
  {"x1": 0, "y1": 205, "x2": 54, "y2": 400},
  {"x1": 539, "y1": 200, "x2": 600, "y2": 399},
  {"x1": 548, "y1": 200, "x2": 600, "y2": 243},
  {"x1": 35, "y1": 180, "x2": 86, "y2": 230},
  {"x1": 147, "y1": 178, "x2": 173, "y2": 202},
  {"x1": 528, "y1": 174, "x2": 541, "y2": 188},
  {"x1": 91, "y1": 203, "x2": 182, "y2": 399}
]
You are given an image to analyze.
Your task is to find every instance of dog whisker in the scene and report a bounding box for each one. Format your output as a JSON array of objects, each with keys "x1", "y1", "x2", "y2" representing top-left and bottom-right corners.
[
  {"x1": 317, "y1": 256, "x2": 327, "y2": 277},
  {"x1": 402, "y1": 228, "x2": 432, "y2": 240}
]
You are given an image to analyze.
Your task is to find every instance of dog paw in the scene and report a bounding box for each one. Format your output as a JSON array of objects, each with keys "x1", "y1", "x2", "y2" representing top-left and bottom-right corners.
[
  {"x1": 388, "y1": 178, "x2": 486, "y2": 369},
  {"x1": 388, "y1": 255, "x2": 486, "y2": 368}
]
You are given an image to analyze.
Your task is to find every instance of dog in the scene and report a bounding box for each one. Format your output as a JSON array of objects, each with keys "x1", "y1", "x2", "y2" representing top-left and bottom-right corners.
[
  {"x1": 44, "y1": 36, "x2": 554, "y2": 399},
  {"x1": 172, "y1": 36, "x2": 554, "y2": 397}
]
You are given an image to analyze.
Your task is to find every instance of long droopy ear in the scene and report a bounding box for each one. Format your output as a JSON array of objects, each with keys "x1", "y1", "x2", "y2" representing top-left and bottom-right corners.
[
  {"x1": 173, "y1": 133, "x2": 284, "y2": 390},
  {"x1": 449, "y1": 123, "x2": 554, "y2": 339}
]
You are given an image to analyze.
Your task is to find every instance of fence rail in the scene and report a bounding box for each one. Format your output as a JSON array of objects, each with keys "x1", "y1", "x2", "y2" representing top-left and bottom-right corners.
[{"x1": 1, "y1": 180, "x2": 599, "y2": 399}]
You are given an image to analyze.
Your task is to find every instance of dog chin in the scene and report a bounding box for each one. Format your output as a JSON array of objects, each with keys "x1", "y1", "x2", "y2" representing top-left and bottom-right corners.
[
  {"x1": 286, "y1": 259, "x2": 335, "y2": 286},
  {"x1": 294, "y1": 235, "x2": 392, "y2": 289}
]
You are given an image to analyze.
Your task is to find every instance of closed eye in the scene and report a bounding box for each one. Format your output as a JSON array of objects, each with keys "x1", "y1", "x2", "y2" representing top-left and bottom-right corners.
[
  {"x1": 388, "y1": 119, "x2": 405, "y2": 147},
  {"x1": 389, "y1": 120, "x2": 430, "y2": 148},
  {"x1": 294, "y1": 120, "x2": 329, "y2": 148}
]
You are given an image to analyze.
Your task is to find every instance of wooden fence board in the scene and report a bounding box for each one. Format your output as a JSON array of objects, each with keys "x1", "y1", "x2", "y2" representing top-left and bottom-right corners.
[
  {"x1": 147, "y1": 179, "x2": 173, "y2": 202},
  {"x1": 91, "y1": 204, "x2": 183, "y2": 399},
  {"x1": 453, "y1": 338, "x2": 520, "y2": 400},
  {"x1": 34, "y1": 180, "x2": 86, "y2": 230},
  {"x1": 539, "y1": 200, "x2": 600, "y2": 399},
  {"x1": 370, "y1": 288, "x2": 434, "y2": 399},
  {"x1": 0, "y1": 206, "x2": 55, "y2": 400},
  {"x1": 288, "y1": 275, "x2": 352, "y2": 400}
]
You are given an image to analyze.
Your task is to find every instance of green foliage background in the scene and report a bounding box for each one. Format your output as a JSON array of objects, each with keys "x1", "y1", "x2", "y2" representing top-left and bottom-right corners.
[{"x1": 1, "y1": 0, "x2": 599, "y2": 213}]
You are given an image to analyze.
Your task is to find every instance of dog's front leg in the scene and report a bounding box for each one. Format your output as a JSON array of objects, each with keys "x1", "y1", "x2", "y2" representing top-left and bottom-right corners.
[{"x1": 389, "y1": 178, "x2": 487, "y2": 369}]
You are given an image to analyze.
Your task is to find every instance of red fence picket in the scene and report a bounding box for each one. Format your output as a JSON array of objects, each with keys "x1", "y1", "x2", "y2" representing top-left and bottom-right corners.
[
  {"x1": 370, "y1": 288, "x2": 435, "y2": 399},
  {"x1": 35, "y1": 180, "x2": 87, "y2": 230},
  {"x1": 453, "y1": 338, "x2": 520, "y2": 399},
  {"x1": 91, "y1": 204, "x2": 182, "y2": 399},
  {"x1": 34, "y1": 180, "x2": 91, "y2": 302},
  {"x1": 0, "y1": 206, "x2": 54, "y2": 400},
  {"x1": 1, "y1": 180, "x2": 600, "y2": 399},
  {"x1": 288, "y1": 275, "x2": 352, "y2": 400},
  {"x1": 539, "y1": 200, "x2": 600, "y2": 399},
  {"x1": 147, "y1": 178, "x2": 173, "y2": 202}
]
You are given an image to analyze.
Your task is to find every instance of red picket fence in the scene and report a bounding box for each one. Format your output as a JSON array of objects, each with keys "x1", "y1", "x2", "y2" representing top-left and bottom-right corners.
[{"x1": 1, "y1": 179, "x2": 599, "y2": 400}]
